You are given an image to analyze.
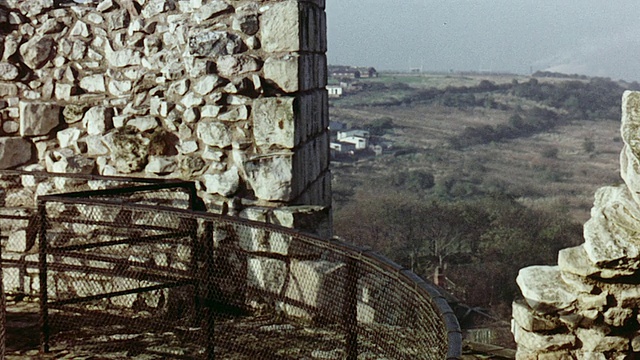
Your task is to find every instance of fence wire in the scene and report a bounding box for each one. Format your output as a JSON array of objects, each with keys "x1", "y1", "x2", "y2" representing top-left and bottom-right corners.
[{"x1": 1, "y1": 171, "x2": 461, "y2": 359}]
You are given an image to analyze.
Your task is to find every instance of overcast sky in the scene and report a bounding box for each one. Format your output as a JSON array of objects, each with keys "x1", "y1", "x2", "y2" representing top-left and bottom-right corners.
[{"x1": 326, "y1": 0, "x2": 640, "y2": 81}]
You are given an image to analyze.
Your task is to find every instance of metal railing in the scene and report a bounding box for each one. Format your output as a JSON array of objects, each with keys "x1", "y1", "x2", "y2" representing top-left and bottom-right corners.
[{"x1": 0, "y1": 171, "x2": 462, "y2": 359}]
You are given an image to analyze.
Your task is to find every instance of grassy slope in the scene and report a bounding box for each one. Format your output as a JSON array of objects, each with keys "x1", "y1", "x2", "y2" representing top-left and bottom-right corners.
[{"x1": 330, "y1": 73, "x2": 623, "y2": 223}]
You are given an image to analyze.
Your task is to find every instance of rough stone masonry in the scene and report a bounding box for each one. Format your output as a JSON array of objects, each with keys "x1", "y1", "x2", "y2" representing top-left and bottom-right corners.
[
  {"x1": 0, "y1": 0, "x2": 330, "y2": 234},
  {"x1": 513, "y1": 91, "x2": 640, "y2": 359}
]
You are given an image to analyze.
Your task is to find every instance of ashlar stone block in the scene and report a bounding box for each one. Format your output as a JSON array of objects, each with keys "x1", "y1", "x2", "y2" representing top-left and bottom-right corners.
[{"x1": 19, "y1": 102, "x2": 60, "y2": 136}]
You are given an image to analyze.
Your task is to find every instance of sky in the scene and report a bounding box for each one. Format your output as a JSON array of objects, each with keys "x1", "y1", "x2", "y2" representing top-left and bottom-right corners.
[{"x1": 326, "y1": 0, "x2": 640, "y2": 81}]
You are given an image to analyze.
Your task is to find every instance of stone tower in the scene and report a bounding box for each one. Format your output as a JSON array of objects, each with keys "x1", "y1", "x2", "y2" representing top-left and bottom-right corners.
[
  {"x1": 0, "y1": 0, "x2": 330, "y2": 234},
  {"x1": 513, "y1": 91, "x2": 640, "y2": 358}
]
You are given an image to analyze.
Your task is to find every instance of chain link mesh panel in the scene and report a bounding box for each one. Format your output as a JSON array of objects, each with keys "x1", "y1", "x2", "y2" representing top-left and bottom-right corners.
[{"x1": 0, "y1": 171, "x2": 459, "y2": 359}]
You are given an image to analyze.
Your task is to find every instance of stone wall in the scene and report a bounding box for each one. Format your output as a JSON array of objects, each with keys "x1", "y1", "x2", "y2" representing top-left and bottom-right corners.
[
  {"x1": 513, "y1": 91, "x2": 640, "y2": 359},
  {"x1": 0, "y1": 0, "x2": 330, "y2": 232}
]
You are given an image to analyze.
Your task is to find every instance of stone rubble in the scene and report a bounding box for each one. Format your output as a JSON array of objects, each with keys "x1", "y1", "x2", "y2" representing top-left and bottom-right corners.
[
  {"x1": 0, "y1": 0, "x2": 330, "y2": 217},
  {"x1": 514, "y1": 91, "x2": 640, "y2": 358}
]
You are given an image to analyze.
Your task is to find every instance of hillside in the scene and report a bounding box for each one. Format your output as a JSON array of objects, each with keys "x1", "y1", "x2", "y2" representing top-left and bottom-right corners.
[{"x1": 329, "y1": 72, "x2": 635, "y2": 324}]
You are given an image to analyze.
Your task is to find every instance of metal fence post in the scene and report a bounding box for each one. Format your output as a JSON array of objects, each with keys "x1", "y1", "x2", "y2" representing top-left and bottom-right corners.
[
  {"x1": 1, "y1": 231, "x2": 5, "y2": 360},
  {"x1": 37, "y1": 202, "x2": 49, "y2": 354},
  {"x1": 344, "y1": 257, "x2": 358, "y2": 360},
  {"x1": 203, "y1": 220, "x2": 215, "y2": 360}
]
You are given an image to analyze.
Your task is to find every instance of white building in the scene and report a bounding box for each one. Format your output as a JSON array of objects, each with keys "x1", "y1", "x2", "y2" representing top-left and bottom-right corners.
[{"x1": 327, "y1": 85, "x2": 343, "y2": 98}]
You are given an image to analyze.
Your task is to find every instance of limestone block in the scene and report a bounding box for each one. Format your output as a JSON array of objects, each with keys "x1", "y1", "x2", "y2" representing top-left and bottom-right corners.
[
  {"x1": 0, "y1": 137, "x2": 32, "y2": 169},
  {"x1": 178, "y1": 140, "x2": 198, "y2": 154},
  {"x1": 3, "y1": 267, "x2": 21, "y2": 293},
  {"x1": 6, "y1": 229, "x2": 28, "y2": 252},
  {"x1": 263, "y1": 54, "x2": 317, "y2": 93},
  {"x1": 201, "y1": 105, "x2": 221, "y2": 118},
  {"x1": 196, "y1": 120, "x2": 232, "y2": 148},
  {"x1": 19, "y1": 102, "x2": 60, "y2": 136},
  {"x1": 272, "y1": 205, "x2": 331, "y2": 236},
  {"x1": 108, "y1": 79, "x2": 132, "y2": 96},
  {"x1": 253, "y1": 97, "x2": 296, "y2": 148},
  {"x1": 516, "y1": 266, "x2": 577, "y2": 314},
  {"x1": 576, "y1": 327, "x2": 628, "y2": 353},
  {"x1": 127, "y1": 116, "x2": 159, "y2": 132},
  {"x1": 216, "y1": 55, "x2": 261, "y2": 77},
  {"x1": 248, "y1": 257, "x2": 288, "y2": 294},
  {"x1": 19, "y1": 35, "x2": 54, "y2": 69},
  {"x1": 512, "y1": 299, "x2": 563, "y2": 332},
  {"x1": 2, "y1": 120, "x2": 18, "y2": 134},
  {"x1": 202, "y1": 166, "x2": 239, "y2": 196},
  {"x1": 142, "y1": 0, "x2": 176, "y2": 18},
  {"x1": 83, "y1": 106, "x2": 113, "y2": 136},
  {"x1": 193, "y1": 0, "x2": 232, "y2": 23},
  {"x1": 0, "y1": 62, "x2": 19, "y2": 81},
  {"x1": 105, "y1": 42, "x2": 141, "y2": 68},
  {"x1": 218, "y1": 106, "x2": 248, "y2": 121},
  {"x1": 193, "y1": 74, "x2": 223, "y2": 96},
  {"x1": 512, "y1": 324, "x2": 576, "y2": 352},
  {"x1": 283, "y1": 259, "x2": 346, "y2": 320},
  {"x1": 558, "y1": 245, "x2": 634, "y2": 279},
  {"x1": 603, "y1": 307, "x2": 633, "y2": 327},
  {"x1": 244, "y1": 154, "x2": 294, "y2": 202},
  {"x1": 169, "y1": 79, "x2": 190, "y2": 97},
  {"x1": 583, "y1": 186, "x2": 640, "y2": 269},
  {"x1": 57, "y1": 127, "x2": 82, "y2": 149},
  {"x1": 145, "y1": 156, "x2": 176, "y2": 174},
  {"x1": 261, "y1": 0, "x2": 300, "y2": 53},
  {"x1": 188, "y1": 31, "x2": 242, "y2": 57},
  {"x1": 83, "y1": 136, "x2": 110, "y2": 156},
  {"x1": 181, "y1": 92, "x2": 204, "y2": 108}
]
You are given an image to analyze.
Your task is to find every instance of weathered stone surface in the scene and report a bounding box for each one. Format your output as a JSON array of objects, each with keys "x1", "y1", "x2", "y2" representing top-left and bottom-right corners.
[
  {"x1": 57, "y1": 127, "x2": 82, "y2": 149},
  {"x1": 196, "y1": 121, "x2": 232, "y2": 148},
  {"x1": 245, "y1": 154, "x2": 293, "y2": 201},
  {"x1": 603, "y1": 307, "x2": 633, "y2": 327},
  {"x1": 145, "y1": 156, "x2": 176, "y2": 174},
  {"x1": 261, "y1": 0, "x2": 299, "y2": 53},
  {"x1": 0, "y1": 62, "x2": 19, "y2": 81},
  {"x1": 19, "y1": 102, "x2": 60, "y2": 136},
  {"x1": 193, "y1": 0, "x2": 232, "y2": 23},
  {"x1": 264, "y1": 54, "x2": 300, "y2": 93},
  {"x1": 202, "y1": 166, "x2": 239, "y2": 196},
  {"x1": 512, "y1": 324, "x2": 576, "y2": 352},
  {"x1": 253, "y1": 97, "x2": 295, "y2": 148},
  {"x1": 19, "y1": 35, "x2": 54, "y2": 69},
  {"x1": 79, "y1": 74, "x2": 106, "y2": 93},
  {"x1": 283, "y1": 259, "x2": 345, "y2": 320},
  {"x1": 128, "y1": 116, "x2": 159, "y2": 132},
  {"x1": 0, "y1": 137, "x2": 31, "y2": 169},
  {"x1": 142, "y1": 0, "x2": 176, "y2": 18},
  {"x1": 82, "y1": 106, "x2": 113, "y2": 136},
  {"x1": 512, "y1": 299, "x2": 563, "y2": 332},
  {"x1": 576, "y1": 327, "x2": 628, "y2": 353},
  {"x1": 46, "y1": 149, "x2": 95, "y2": 174},
  {"x1": 193, "y1": 74, "x2": 222, "y2": 96},
  {"x1": 189, "y1": 31, "x2": 241, "y2": 57},
  {"x1": 558, "y1": 245, "x2": 635, "y2": 279},
  {"x1": 516, "y1": 266, "x2": 577, "y2": 314},
  {"x1": 63, "y1": 105, "x2": 86, "y2": 124},
  {"x1": 216, "y1": 55, "x2": 261, "y2": 77},
  {"x1": 105, "y1": 129, "x2": 148, "y2": 173}
]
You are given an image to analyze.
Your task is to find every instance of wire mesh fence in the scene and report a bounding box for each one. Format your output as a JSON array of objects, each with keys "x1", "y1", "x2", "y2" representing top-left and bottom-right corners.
[{"x1": 1, "y1": 171, "x2": 461, "y2": 359}]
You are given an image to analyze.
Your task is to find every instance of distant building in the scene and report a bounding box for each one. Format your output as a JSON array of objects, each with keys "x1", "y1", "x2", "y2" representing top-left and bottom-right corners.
[
  {"x1": 337, "y1": 130, "x2": 370, "y2": 140},
  {"x1": 338, "y1": 136, "x2": 368, "y2": 150},
  {"x1": 327, "y1": 85, "x2": 343, "y2": 97},
  {"x1": 329, "y1": 66, "x2": 378, "y2": 79},
  {"x1": 330, "y1": 141, "x2": 357, "y2": 159}
]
